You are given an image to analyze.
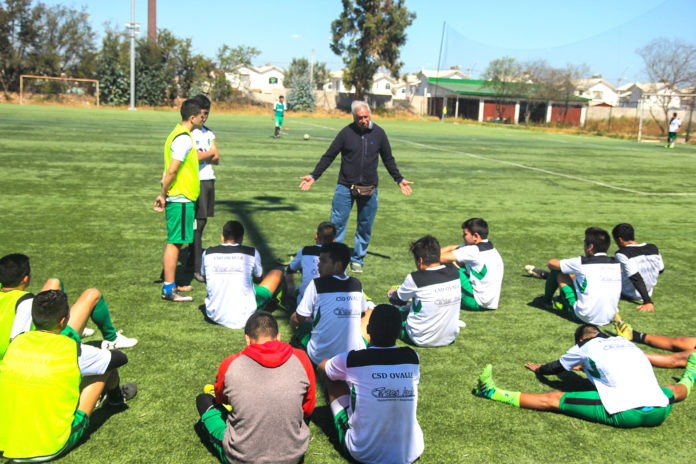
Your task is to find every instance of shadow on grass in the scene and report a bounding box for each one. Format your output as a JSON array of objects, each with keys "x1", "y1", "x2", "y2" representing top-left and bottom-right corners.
[
  {"x1": 68, "y1": 403, "x2": 130, "y2": 453},
  {"x1": 534, "y1": 369, "x2": 594, "y2": 392},
  {"x1": 310, "y1": 405, "x2": 360, "y2": 464},
  {"x1": 527, "y1": 296, "x2": 581, "y2": 323}
]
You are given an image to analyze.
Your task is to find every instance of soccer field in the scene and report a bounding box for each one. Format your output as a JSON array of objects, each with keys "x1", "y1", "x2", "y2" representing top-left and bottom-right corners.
[{"x1": 1, "y1": 104, "x2": 695, "y2": 464}]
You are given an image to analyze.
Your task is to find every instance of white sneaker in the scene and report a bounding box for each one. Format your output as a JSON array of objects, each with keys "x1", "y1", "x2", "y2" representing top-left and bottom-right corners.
[
  {"x1": 457, "y1": 320, "x2": 467, "y2": 328},
  {"x1": 81, "y1": 327, "x2": 95, "y2": 338},
  {"x1": 102, "y1": 330, "x2": 138, "y2": 350}
]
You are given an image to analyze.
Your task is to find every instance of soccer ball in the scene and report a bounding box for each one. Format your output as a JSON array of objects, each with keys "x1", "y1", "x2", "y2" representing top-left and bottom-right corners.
[{"x1": 303, "y1": 134, "x2": 310, "y2": 140}]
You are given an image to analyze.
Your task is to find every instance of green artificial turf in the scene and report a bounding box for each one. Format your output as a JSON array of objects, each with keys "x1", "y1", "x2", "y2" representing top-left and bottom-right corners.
[{"x1": 1, "y1": 104, "x2": 695, "y2": 463}]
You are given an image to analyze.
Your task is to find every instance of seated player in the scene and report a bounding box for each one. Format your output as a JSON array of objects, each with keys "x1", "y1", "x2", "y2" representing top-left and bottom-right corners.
[
  {"x1": 285, "y1": 221, "x2": 337, "y2": 305},
  {"x1": 201, "y1": 221, "x2": 283, "y2": 329},
  {"x1": 1, "y1": 253, "x2": 136, "y2": 360},
  {"x1": 474, "y1": 323, "x2": 696, "y2": 428},
  {"x1": 526, "y1": 227, "x2": 621, "y2": 325},
  {"x1": 612, "y1": 223, "x2": 664, "y2": 312},
  {"x1": 290, "y1": 242, "x2": 369, "y2": 365},
  {"x1": 0, "y1": 290, "x2": 137, "y2": 462},
  {"x1": 615, "y1": 314, "x2": 696, "y2": 369},
  {"x1": 440, "y1": 217, "x2": 504, "y2": 311},
  {"x1": 388, "y1": 235, "x2": 462, "y2": 347},
  {"x1": 318, "y1": 304, "x2": 424, "y2": 464},
  {"x1": 195, "y1": 312, "x2": 315, "y2": 464}
]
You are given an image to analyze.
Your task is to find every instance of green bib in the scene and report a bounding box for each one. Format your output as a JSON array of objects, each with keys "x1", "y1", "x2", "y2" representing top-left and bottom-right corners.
[
  {"x1": 0, "y1": 331, "x2": 81, "y2": 459},
  {"x1": 164, "y1": 123, "x2": 200, "y2": 201}
]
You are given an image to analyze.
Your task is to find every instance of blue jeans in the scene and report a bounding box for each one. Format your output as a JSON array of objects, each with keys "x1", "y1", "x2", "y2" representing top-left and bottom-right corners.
[{"x1": 330, "y1": 184, "x2": 378, "y2": 266}]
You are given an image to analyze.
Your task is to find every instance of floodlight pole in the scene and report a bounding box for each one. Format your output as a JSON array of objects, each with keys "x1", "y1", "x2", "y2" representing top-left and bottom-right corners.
[{"x1": 127, "y1": 0, "x2": 138, "y2": 111}]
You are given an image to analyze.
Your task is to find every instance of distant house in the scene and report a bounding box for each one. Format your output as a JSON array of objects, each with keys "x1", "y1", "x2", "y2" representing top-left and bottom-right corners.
[
  {"x1": 415, "y1": 67, "x2": 471, "y2": 97},
  {"x1": 370, "y1": 72, "x2": 398, "y2": 96},
  {"x1": 617, "y1": 82, "x2": 681, "y2": 109},
  {"x1": 226, "y1": 65, "x2": 285, "y2": 93},
  {"x1": 322, "y1": 70, "x2": 353, "y2": 93},
  {"x1": 393, "y1": 73, "x2": 420, "y2": 100},
  {"x1": 572, "y1": 76, "x2": 619, "y2": 106}
]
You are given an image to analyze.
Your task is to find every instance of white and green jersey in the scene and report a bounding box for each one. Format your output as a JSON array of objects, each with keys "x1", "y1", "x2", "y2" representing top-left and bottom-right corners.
[
  {"x1": 296, "y1": 275, "x2": 367, "y2": 364},
  {"x1": 615, "y1": 243, "x2": 664, "y2": 301},
  {"x1": 559, "y1": 253, "x2": 621, "y2": 325},
  {"x1": 274, "y1": 101, "x2": 286, "y2": 118},
  {"x1": 324, "y1": 346, "x2": 424, "y2": 464},
  {"x1": 191, "y1": 125, "x2": 216, "y2": 181},
  {"x1": 560, "y1": 335, "x2": 669, "y2": 414},
  {"x1": 288, "y1": 245, "x2": 322, "y2": 303},
  {"x1": 669, "y1": 117, "x2": 681, "y2": 133},
  {"x1": 451, "y1": 240, "x2": 504, "y2": 309},
  {"x1": 390, "y1": 264, "x2": 461, "y2": 347}
]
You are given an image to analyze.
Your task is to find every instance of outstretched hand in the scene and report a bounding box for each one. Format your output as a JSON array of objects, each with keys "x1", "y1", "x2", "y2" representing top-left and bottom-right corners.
[
  {"x1": 299, "y1": 175, "x2": 315, "y2": 191},
  {"x1": 399, "y1": 179, "x2": 413, "y2": 196},
  {"x1": 637, "y1": 302, "x2": 655, "y2": 312},
  {"x1": 524, "y1": 363, "x2": 541, "y2": 373}
]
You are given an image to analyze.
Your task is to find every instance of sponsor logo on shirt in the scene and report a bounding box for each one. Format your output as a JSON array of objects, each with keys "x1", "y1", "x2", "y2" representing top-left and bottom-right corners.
[
  {"x1": 371, "y1": 386, "x2": 416, "y2": 400},
  {"x1": 333, "y1": 307, "x2": 359, "y2": 317}
]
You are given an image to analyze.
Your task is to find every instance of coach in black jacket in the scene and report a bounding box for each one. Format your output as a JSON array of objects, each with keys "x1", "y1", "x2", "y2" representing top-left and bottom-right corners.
[{"x1": 299, "y1": 101, "x2": 413, "y2": 273}]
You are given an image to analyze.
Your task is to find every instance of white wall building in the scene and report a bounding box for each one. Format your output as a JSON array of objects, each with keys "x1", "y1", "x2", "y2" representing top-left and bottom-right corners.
[{"x1": 573, "y1": 77, "x2": 619, "y2": 106}]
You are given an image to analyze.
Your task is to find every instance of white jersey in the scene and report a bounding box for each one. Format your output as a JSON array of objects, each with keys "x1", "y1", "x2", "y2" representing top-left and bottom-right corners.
[
  {"x1": 191, "y1": 125, "x2": 216, "y2": 181},
  {"x1": 288, "y1": 245, "x2": 322, "y2": 303},
  {"x1": 451, "y1": 240, "x2": 504, "y2": 309},
  {"x1": 296, "y1": 275, "x2": 367, "y2": 364},
  {"x1": 669, "y1": 117, "x2": 681, "y2": 132},
  {"x1": 615, "y1": 243, "x2": 664, "y2": 301},
  {"x1": 391, "y1": 264, "x2": 461, "y2": 347},
  {"x1": 202, "y1": 243, "x2": 263, "y2": 329},
  {"x1": 166, "y1": 133, "x2": 194, "y2": 203},
  {"x1": 324, "y1": 346, "x2": 424, "y2": 464},
  {"x1": 559, "y1": 254, "x2": 621, "y2": 325},
  {"x1": 9, "y1": 296, "x2": 33, "y2": 339},
  {"x1": 560, "y1": 335, "x2": 669, "y2": 414}
]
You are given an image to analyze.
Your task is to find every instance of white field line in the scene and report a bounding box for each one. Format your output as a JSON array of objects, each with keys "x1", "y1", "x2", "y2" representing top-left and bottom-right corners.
[{"x1": 297, "y1": 121, "x2": 694, "y2": 196}]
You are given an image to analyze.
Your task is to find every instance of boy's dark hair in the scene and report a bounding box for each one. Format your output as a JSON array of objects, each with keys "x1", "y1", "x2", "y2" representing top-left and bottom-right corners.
[
  {"x1": 0, "y1": 253, "x2": 30, "y2": 288},
  {"x1": 222, "y1": 220, "x2": 245, "y2": 242},
  {"x1": 245, "y1": 311, "x2": 279, "y2": 340},
  {"x1": 316, "y1": 222, "x2": 337, "y2": 245},
  {"x1": 611, "y1": 223, "x2": 635, "y2": 242},
  {"x1": 367, "y1": 304, "x2": 402, "y2": 347},
  {"x1": 320, "y1": 242, "x2": 351, "y2": 270},
  {"x1": 279, "y1": 95, "x2": 284, "y2": 100},
  {"x1": 32, "y1": 290, "x2": 69, "y2": 331},
  {"x1": 180, "y1": 98, "x2": 203, "y2": 121},
  {"x1": 585, "y1": 227, "x2": 610, "y2": 253},
  {"x1": 192, "y1": 94, "x2": 211, "y2": 110},
  {"x1": 574, "y1": 323, "x2": 600, "y2": 345},
  {"x1": 462, "y1": 218, "x2": 489, "y2": 239},
  {"x1": 410, "y1": 235, "x2": 441, "y2": 266}
]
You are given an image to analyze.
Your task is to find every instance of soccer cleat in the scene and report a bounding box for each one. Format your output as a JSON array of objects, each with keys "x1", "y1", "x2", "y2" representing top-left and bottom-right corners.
[
  {"x1": 551, "y1": 297, "x2": 564, "y2": 311},
  {"x1": 457, "y1": 320, "x2": 467, "y2": 328},
  {"x1": 106, "y1": 382, "x2": 138, "y2": 406},
  {"x1": 525, "y1": 265, "x2": 549, "y2": 279},
  {"x1": 203, "y1": 384, "x2": 216, "y2": 395},
  {"x1": 349, "y1": 262, "x2": 363, "y2": 273},
  {"x1": 81, "y1": 327, "x2": 95, "y2": 338},
  {"x1": 679, "y1": 352, "x2": 696, "y2": 396},
  {"x1": 162, "y1": 290, "x2": 193, "y2": 302},
  {"x1": 474, "y1": 364, "x2": 496, "y2": 399},
  {"x1": 613, "y1": 313, "x2": 633, "y2": 340},
  {"x1": 193, "y1": 272, "x2": 206, "y2": 283},
  {"x1": 102, "y1": 330, "x2": 138, "y2": 350}
]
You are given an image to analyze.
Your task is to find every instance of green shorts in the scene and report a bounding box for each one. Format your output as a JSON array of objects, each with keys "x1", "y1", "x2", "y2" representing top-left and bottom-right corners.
[
  {"x1": 254, "y1": 285, "x2": 273, "y2": 310},
  {"x1": 397, "y1": 306, "x2": 417, "y2": 345},
  {"x1": 459, "y1": 268, "x2": 482, "y2": 311},
  {"x1": 291, "y1": 321, "x2": 313, "y2": 352},
  {"x1": 166, "y1": 201, "x2": 194, "y2": 244},
  {"x1": 274, "y1": 116, "x2": 284, "y2": 128},
  {"x1": 558, "y1": 285, "x2": 583, "y2": 323},
  {"x1": 200, "y1": 406, "x2": 231, "y2": 464},
  {"x1": 559, "y1": 387, "x2": 674, "y2": 428},
  {"x1": 60, "y1": 325, "x2": 82, "y2": 343},
  {"x1": 11, "y1": 410, "x2": 90, "y2": 463},
  {"x1": 333, "y1": 406, "x2": 351, "y2": 456}
]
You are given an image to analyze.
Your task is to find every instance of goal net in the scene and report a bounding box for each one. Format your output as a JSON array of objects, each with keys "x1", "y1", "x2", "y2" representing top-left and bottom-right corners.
[{"x1": 20, "y1": 75, "x2": 100, "y2": 107}]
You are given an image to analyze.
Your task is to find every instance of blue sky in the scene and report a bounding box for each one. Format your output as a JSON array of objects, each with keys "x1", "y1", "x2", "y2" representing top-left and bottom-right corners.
[{"x1": 45, "y1": 0, "x2": 696, "y2": 85}]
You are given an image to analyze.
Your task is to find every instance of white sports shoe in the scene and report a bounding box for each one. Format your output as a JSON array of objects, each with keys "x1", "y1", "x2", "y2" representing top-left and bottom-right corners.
[
  {"x1": 81, "y1": 327, "x2": 95, "y2": 338},
  {"x1": 102, "y1": 330, "x2": 138, "y2": 350},
  {"x1": 457, "y1": 320, "x2": 467, "y2": 328}
]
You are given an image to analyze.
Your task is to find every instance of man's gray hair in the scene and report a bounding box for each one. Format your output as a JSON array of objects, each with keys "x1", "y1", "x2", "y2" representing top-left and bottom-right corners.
[{"x1": 351, "y1": 100, "x2": 371, "y2": 116}]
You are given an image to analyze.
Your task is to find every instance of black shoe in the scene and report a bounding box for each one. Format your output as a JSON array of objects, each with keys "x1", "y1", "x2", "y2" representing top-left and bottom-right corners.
[
  {"x1": 193, "y1": 272, "x2": 206, "y2": 283},
  {"x1": 106, "y1": 382, "x2": 138, "y2": 406}
]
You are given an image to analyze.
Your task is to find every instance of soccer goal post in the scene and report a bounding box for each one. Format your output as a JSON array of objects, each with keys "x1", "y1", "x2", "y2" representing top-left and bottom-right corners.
[{"x1": 19, "y1": 74, "x2": 100, "y2": 107}]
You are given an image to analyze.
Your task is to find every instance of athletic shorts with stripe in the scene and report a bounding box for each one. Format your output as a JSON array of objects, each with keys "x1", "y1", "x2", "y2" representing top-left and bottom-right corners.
[{"x1": 166, "y1": 202, "x2": 194, "y2": 244}]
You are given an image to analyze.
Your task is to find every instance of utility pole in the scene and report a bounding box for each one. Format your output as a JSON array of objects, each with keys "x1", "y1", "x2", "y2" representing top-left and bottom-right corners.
[
  {"x1": 126, "y1": 0, "x2": 140, "y2": 111},
  {"x1": 310, "y1": 48, "x2": 314, "y2": 90}
]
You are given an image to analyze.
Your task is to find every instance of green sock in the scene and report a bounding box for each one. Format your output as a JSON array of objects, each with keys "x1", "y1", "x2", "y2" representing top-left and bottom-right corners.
[
  {"x1": 490, "y1": 388, "x2": 522, "y2": 407},
  {"x1": 92, "y1": 295, "x2": 117, "y2": 341},
  {"x1": 544, "y1": 270, "x2": 560, "y2": 302},
  {"x1": 678, "y1": 353, "x2": 696, "y2": 396},
  {"x1": 58, "y1": 278, "x2": 65, "y2": 293}
]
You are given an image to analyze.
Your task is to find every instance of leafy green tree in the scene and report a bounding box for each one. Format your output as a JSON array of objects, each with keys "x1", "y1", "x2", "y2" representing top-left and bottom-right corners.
[
  {"x1": 134, "y1": 37, "x2": 167, "y2": 106},
  {"x1": 96, "y1": 28, "x2": 128, "y2": 106},
  {"x1": 216, "y1": 44, "x2": 260, "y2": 72},
  {"x1": 284, "y1": 57, "x2": 329, "y2": 89},
  {"x1": 287, "y1": 75, "x2": 316, "y2": 112},
  {"x1": 209, "y1": 72, "x2": 233, "y2": 102},
  {"x1": 482, "y1": 56, "x2": 525, "y2": 121},
  {"x1": 331, "y1": 0, "x2": 415, "y2": 99}
]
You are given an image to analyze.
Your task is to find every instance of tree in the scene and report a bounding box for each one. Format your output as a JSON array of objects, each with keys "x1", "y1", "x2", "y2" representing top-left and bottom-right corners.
[
  {"x1": 287, "y1": 75, "x2": 315, "y2": 112},
  {"x1": 331, "y1": 0, "x2": 415, "y2": 99},
  {"x1": 284, "y1": 57, "x2": 329, "y2": 90},
  {"x1": 96, "y1": 28, "x2": 129, "y2": 106},
  {"x1": 0, "y1": 0, "x2": 40, "y2": 96},
  {"x1": 482, "y1": 57, "x2": 525, "y2": 122},
  {"x1": 519, "y1": 59, "x2": 555, "y2": 124},
  {"x1": 551, "y1": 63, "x2": 589, "y2": 124},
  {"x1": 216, "y1": 44, "x2": 260, "y2": 72},
  {"x1": 637, "y1": 38, "x2": 696, "y2": 133}
]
